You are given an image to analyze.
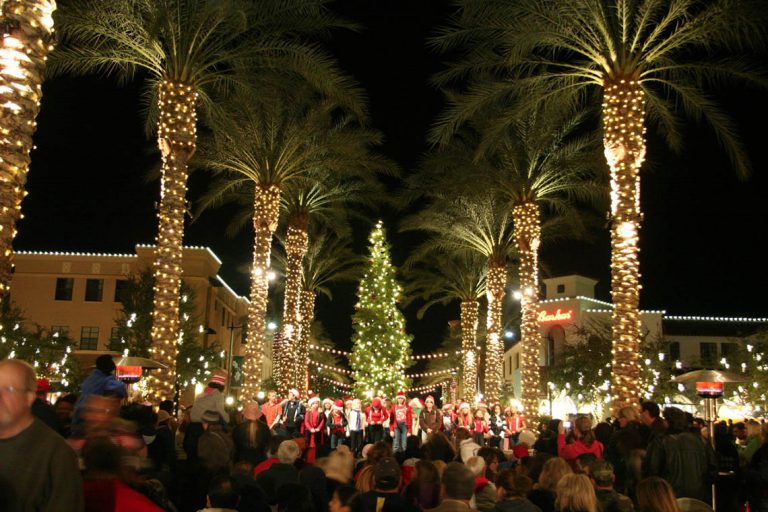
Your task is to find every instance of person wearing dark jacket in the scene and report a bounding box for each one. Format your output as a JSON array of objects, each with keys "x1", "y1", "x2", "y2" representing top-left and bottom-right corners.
[
  {"x1": 232, "y1": 403, "x2": 271, "y2": 465},
  {"x1": 492, "y1": 470, "x2": 541, "y2": 512},
  {"x1": 255, "y1": 439, "x2": 302, "y2": 505},
  {"x1": 604, "y1": 406, "x2": 646, "y2": 496},
  {"x1": 642, "y1": 406, "x2": 716, "y2": 503},
  {"x1": 419, "y1": 395, "x2": 443, "y2": 441},
  {"x1": 281, "y1": 389, "x2": 305, "y2": 438}
]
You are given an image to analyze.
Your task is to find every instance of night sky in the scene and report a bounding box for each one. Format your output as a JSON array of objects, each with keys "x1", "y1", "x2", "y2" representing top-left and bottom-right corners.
[{"x1": 16, "y1": 1, "x2": 768, "y2": 355}]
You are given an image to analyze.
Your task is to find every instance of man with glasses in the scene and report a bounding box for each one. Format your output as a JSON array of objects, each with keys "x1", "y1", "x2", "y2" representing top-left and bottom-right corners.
[{"x1": 0, "y1": 358, "x2": 84, "y2": 511}]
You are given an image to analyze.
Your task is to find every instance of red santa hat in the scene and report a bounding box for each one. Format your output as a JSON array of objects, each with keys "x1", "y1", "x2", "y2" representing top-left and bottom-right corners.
[
  {"x1": 371, "y1": 397, "x2": 382, "y2": 408},
  {"x1": 333, "y1": 399, "x2": 344, "y2": 412},
  {"x1": 322, "y1": 397, "x2": 334, "y2": 407},
  {"x1": 442, "y1": 403, "x2": 453, "y2": 411},
  {"x1": 396, "y1": 391, "x2": 406, "y2": 400},
  {"x1": 409, "y1": 397, "x2": 423, "y2": 409},
  {"x1": 424, "y1": 395, "x2": 435, "y2": 404},
  {"x1": 476, "y1": 400, "x2": 488, "y2": 408},
  {"x1": 289, "y1": 388, "x2": 300, "y2": 398},
  {"x1": 307, "y1": 396, "x2": 321, "y2": 407},
  {"x1": 209, "y1": 373, "x2": 227, "y2": 387},
  {"x1": 36, "y1": 378, "x2": 51, "y2": 394},
  {"x1": 459, "y1": 402, "x2": 471, "y2": 410}
]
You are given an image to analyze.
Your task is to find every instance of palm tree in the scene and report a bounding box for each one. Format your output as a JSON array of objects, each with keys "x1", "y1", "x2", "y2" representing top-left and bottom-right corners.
[
  {"x1": 432, "y1": 0, "x2": 765, "y2": 412},
  {"x1": 402, "y1": 195, "x2": 516, "y2": 403},
  {"x1": 50, "y1": 0, "x2": 364, "y2": 399},
  {"x1": 199, "y1": 91, "x2": 382, "y2": 396},
  {"x1": 404, "y1": 252, "x2": 486, "y2": 401},
  {"x1": 0, "y1": 0, "x2": 56, "y2": 302},
  {"x1": 298, "y1": 230, "x2": 363, "y2": 391}
]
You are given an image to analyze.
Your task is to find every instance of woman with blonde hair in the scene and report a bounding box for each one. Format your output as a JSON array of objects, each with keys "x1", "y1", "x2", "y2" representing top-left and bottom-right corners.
[
  {"x1": 636, "y1": 477, "x2": 680, "y2": 512},
  {"x1": 555, "y1": 474, "x2": 598, "y2": 512},
  {"x1": 529, "y1": 456, "x2": 572, "y2": 512}
]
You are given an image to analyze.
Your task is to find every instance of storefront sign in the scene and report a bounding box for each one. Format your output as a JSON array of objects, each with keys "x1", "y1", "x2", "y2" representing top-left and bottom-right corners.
[{"x1": 537, "y1": 309, "x2": 573, "y2": 323}]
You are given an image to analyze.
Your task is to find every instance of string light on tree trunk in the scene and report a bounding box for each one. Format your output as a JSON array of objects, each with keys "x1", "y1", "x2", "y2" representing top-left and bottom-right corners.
[
  {"x1": 484, "y1": 262, "x2": 506, "y2": 403},
  {"x1": 460, "y1": 300, "x2": 479, "y2": 402},
  {"x1": 281, "y1": 220, "x2": 308, "y2": 391}
]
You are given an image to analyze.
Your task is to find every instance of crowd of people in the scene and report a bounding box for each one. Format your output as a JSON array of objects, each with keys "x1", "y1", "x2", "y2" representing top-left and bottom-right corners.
[{"x1": 1, "y1": 356, "x2": 768, "y2": 512}]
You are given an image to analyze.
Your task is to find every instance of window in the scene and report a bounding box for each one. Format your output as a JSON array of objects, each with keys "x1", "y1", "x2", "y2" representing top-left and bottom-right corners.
[
  {"x1": 721, "y1": 343, "x2": 738, "y2": 358},
  {"x1": 51, "y1": 325, "x2": 69, "y2": 338},
  {"x1": 80, "y1": 327, "x2": 99, "y2": 350},
  {"x1": 669, "y1": 341, "x2": 680, "y2": 361},
  {"x1": 108, "y1": 327, "x2": 122, "y2": 351},
  {"x1": 547, "y1": 338, "x2": 556, "y2": 366},
  {"x1": 700, "y1": 342, "x2": 718, "y2": 365},
  {"x1": 114, "y1": 280, "x2": 129, "y2": 303},
  {"x1": 556, "y1": 284, "x2": 565, "y2": 293},
  {"x1": 85, "y1": 279, "x2": 104, "y2": 302},
  {"x1": 515, "y1": 353, "x2": 520, "y2": 370},
  {"x1": 54, "y1": 278, "x2": 74, "y2": 301}
]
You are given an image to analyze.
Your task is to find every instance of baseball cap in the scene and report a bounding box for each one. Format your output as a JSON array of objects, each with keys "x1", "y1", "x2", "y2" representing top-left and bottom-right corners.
[{"x1": 374, "y1": 457, "x2": 401, "y2": 488}]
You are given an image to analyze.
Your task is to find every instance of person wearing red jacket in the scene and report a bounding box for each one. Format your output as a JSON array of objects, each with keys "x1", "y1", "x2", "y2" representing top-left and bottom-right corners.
[
  {"x1": 390, "y1": 391, "x2": 412, "y2": 453},
  {"x1": 471, "y1": 408, "x2": 489, "y2": 446},
  {"x1": 304, "y1": 396, "x2": 326, "y2": 450},
  {"x1": 557, "y1": 415, "x2": 604, "y2": 464},
  {"x1": 328, "y1": 400, "x2": 348, "y2": 449},
  {"x1": 365, "y1": 397, "x2": 388, "y2": 444}
]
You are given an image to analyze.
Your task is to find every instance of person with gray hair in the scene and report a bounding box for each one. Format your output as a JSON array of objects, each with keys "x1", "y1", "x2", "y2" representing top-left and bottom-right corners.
[
  {"x1": 428, "y1": 461, "x2": 476, "y2": 511},
  {"x1": 0, "y1": 358, "x2": 84, "y2": 511},
  {"x1": 256, "y1": 440, "x2": 302, "y2": 505},
  {"x1": 588, "y1": 460, "x2": 634, "y2": 512}
]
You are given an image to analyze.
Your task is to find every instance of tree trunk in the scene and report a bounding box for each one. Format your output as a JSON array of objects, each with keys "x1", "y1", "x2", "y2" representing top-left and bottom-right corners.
[
  {"x1": 459, "y1": 300, "x2": 479, "y2": 402},
  {"x1": 484, "y1": 260, "x2": 506, "y2": 403},
  {"x1": 602, "y1": 76, "x2": 646, "y2": 414},
  {"x1": 241, "y1": 184, "x2": 280, "y2": 399},
  {"x1": 148, "y1": 79, "x2": 197, "y2": 401},
  {"x1": 0, "y1": 0, "x2": 56, "y2": 303},
  {"x1": 298, "y1": 289, "x2": 315, "y2": 391},
  {"x1": 280, "y1": 218, "x2": 308, "y2": 392},
  {"x1": 513, "y1": 201, "x2": 542, "y2": 421}
]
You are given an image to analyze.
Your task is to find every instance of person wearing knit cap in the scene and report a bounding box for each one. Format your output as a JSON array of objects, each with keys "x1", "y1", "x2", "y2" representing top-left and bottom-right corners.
[
  {"x1": 471, "y1": 406, "x2": 489, "y2": 446},
  {"x1": 488, "y1": 403, "x2": 507, "y2": 450},
  {"x1": 455, "y1": 402, "x2": 473, "y2": 432},
  {"x1": 328, "y1": 399, "x2": 348, "y2": 450},
  {"x1": 282, "y1": 390, "x2": 305, "y2": 439},
  {"x1": 389, "y1": 392, "x2": 411, "y2": 453},
  {"x1": 409, "y1": 397, "x2": 423, "y2": 440},
  {"x1": 304, "y1": 396, "x2": 325, "y2": 452},
  {"x1": 365, "y1": 397, "x2": 388, "y2": 444},
  {"x1": 419, "y1": 395, "x2": 442, "y2": 443},
  {"x1": 347, "y1": 398, "x2": 366, "y2": 457},
  {"x1": 189, "y1": 372, "x2": 230, "y2": 424}
]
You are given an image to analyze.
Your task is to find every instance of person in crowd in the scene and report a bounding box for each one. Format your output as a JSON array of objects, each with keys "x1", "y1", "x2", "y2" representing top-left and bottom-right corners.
[
  {"x1": 588, "y1": 460, "x2": 634, "y2": 512},
  {"x1": 229, "y1": 459, "x2": 270, "y2": 512},
  {"x1": 604, "y1": 406, "x2": 646, "y2": 496},
  {"x1": 390, "y1": 391, "x2": 412, "y2": 453},
  {"x1": 455, "y1": 402, "x2": 473, "y2": 431},
  {"x1": 423, "y1": 430, "x2": 458, "y2": 463},
  {"x1": 534, "y1": 420, "x2": 560, "y2": 457},
  {"x1": 197, "y1": 475, "x2": 240, "y2": 512},
  {"x1": 555, "y1": 473, "x2": 598, "y2": 512},
  {"x1": 492, "y1": 470, "x2": 541, "y2": 512},
  {"x1": 73, "y1": 354, "x2": 127, "y2": 429},
  {"x1": 574, "y1": 453, "x2": 597, "y2": 476},
  {"x1": 274, "y1": 482, "x2": 314, "y2": 512},
  {"x1": 419, "y1": 395, "x2": 442, "y2": 442},
  {"x1": 299, "y1": 463, "x2": 329, "y2": 512},
  {"x1": 31, "y1": 377, "x2": 59, "y2": 432},
  {"x1": 399, "y1": 435, "x2": 423, "y2": 481},
  {"x1": 81, "y1": 435, "x2": 163, "y2": 512},
  {"x1": 232, "y1": 402, "x2": 271, "y2": 465},
  {"x1": 428, "y1": 461, "x2": 476, "y2": 512},
  {"x1": 593, "y1": 422, "x2": 614, "y2": 448},
  {"x1": 262, "y1": 391, "x2": 285, "y2": 431},
  {"x1": 365, "y1": 397, "x2": 388, "y2": 444},
  {"x1": 0, "y1": 358, "x2": 84, "y2": 511},
  {"x1": 466, "y1": 455, "x2": 497, "y2": 512},
  {"x1": 324, "y1": 447, "x2": 355, "y2": 494},
  {"x1": 711, "y1": 421, "x2": 740, "y2": 511},
  {"x1": 256, "y1": 439, "x2": 302, "y2": 505},
  {"x1": 359, "y1": 457, "x2": 415, "y2": 512},
  {"x1": 55, "y1": 392, "x2": 78, "y2": 437},
  {"x1": 742, "y1": 419, "x2": 762, "y2": 465},
  {"x1": 635, "y1": 477, "x2": 680, "y2": 512},
  {"x1": 442, "y1": 403, "x2": 456, "y2": 439},
  {"x1": 354, "y1": 440, "x2": 393, "y2": 492},
  {"x1": 410, "y1": 397, "x2": 424, "y2": 440},
  {"x1": 323, "y1": 398, "x2": 335, "y2": 440},
  {"x1": 305, "y1": 395, "x2": 326, "y2": 454},
  {"x1": 404, "y1": 459, "x2": 441, "y2": 510},
  {"x1": 455, "y1": 424, "x2": 481, "y2": 462},
  {"x1": 282, "y1": 389, "x2": 305, "y2": 439},
  {"x1": 477, "y1": 447, "x2": 504, "y2": 482},
  {"x1": 507, "y1": 407, "x2": 526, "y2": 445},
  {"x1": 558, "y1": 416, "x2": 603, "y2": 463},
  {"x1": 642, "y1": 407, "x2": 715, "y2": 503},
  {"x1": 254, "y1": 435, "x2": 289, "y2": 476},
  {"x1": 185, "y1": 373, "x2": 229, "y2": 461},
  {"x1": 347, "y1": 398, "x2": 366, "y2": 457},
  {"x1": 329, "y1": 399, "x2": 349, "y2": 450},
  {"x1": 329, "y1": 485, "x2": 364, "y2": 512},
  {"x1": 529, "y1": 457, "x2": 572, "y2": 512},
  {"x1": 472, "y1": 405, "x2": 490, "y2": 447},
  {"x1": 488, "y1": 403, "x2": 506, "y2": 449},
  {"x1": 744, "y1": 422, "x2": 768, "y2": 512},
  {"x1": 148, "y1": 409, "x2": 176, "y2": 473},
  {"x1": 639, "y1": 402, "x2": 666, "y2": 444},
  {"x1": 198, "y1": 410, "x2": 234, "y2": 475}
]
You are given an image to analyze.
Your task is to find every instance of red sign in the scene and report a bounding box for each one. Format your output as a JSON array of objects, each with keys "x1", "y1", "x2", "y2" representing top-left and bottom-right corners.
[{"x1": 537, "y1": 309, "x2": 574, "y2": 323}]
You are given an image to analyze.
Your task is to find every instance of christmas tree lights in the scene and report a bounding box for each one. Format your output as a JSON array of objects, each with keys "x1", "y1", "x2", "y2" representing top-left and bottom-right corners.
[
  {"x1": 484, "y1": 261, "x2": 507, "y2": 402},
  {"x1": 603, "y1": 77, "x2": 646, "y2": 414},
  {"x1": 460, "y1": 300, "x2": 479, "y2": 401},
  {"x1": 350, "y1": 221, "x2": 413, "y2": 398},
  {"x1": 281, "y1": 221, "x2": 308, "y2": 390},
  {"x1": 0, "y1": 0, "x2": 56, "y2": 302}
]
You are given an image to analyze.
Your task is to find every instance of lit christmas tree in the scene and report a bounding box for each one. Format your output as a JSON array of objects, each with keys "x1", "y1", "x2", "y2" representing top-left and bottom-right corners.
[{"x1": 350, "y1": 221, "x2": 413, "y2": 398}]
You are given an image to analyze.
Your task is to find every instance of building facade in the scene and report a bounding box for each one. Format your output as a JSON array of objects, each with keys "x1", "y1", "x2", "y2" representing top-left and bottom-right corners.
[{"x1": 10, "y1": 245, "x2": 272, "y2": 383}]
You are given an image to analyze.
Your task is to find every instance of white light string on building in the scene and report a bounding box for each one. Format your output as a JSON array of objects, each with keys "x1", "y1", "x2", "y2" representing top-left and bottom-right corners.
[
  {"x1": 408, "y1": 381, "x2": 448, "y2": 393},
  {"x1": 314, "y1": 376, "x2": 352, "y2": 389},
  {"x1": 309, "y1": 343, "x2": 458, "y2": 361},
  {"x1": 310, "y1": 360, "x2": 353, "y2": 375},
  {"x1": 406, "y1": 367, "x2": 458, "y2": 378}
]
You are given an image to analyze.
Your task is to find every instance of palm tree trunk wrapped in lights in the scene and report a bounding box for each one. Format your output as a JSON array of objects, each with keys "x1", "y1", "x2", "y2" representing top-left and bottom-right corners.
[
  {"x1": 459, "y1": 300, "x2": 479, "y2": 401},
  {"x1": 241, "y1": 184, "x2": 281, "y2": 399},
  {"x1": 281, "y1": 219, "x2": 309, "y2": 390},
  {"x1": 484, "y1": 261, "x2": 506, "y2": 403},
  {"x1": 297, "y1": 289, "x2": 315, "y2": 390},
  {"x1": 603, "y1": 77, "x2": 646, "y2": 413},
  {"x1": 513, "y1": 201, "x2": 542, "y2": 418},
  {"x1": 0, "y1": 0, "x2": 56, "y2": 301},
  {"x1": 148, "y1": 80, "x2": 198, "y2": 400}
]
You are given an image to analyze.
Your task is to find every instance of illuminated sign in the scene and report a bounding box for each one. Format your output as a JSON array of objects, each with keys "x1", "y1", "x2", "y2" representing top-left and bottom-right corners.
[{"x1": 537, "y1": 309, "x2": 574, "y2": 323}]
